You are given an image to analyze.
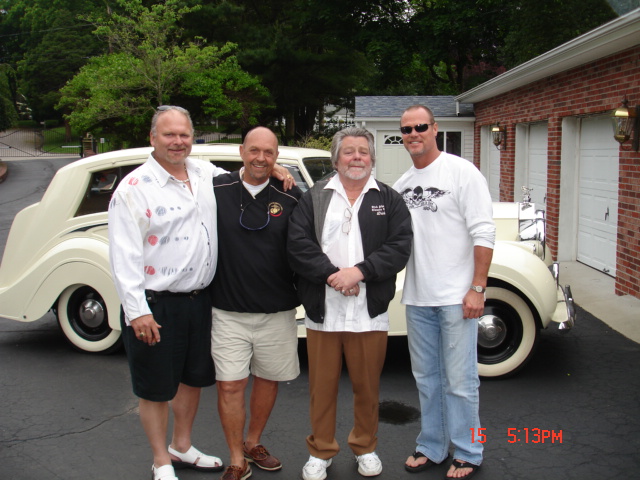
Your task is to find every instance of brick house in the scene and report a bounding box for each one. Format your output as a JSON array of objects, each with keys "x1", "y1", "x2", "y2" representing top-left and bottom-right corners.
[{"x1": 355, "y1": 8, "x2": 640, "y2": 300}]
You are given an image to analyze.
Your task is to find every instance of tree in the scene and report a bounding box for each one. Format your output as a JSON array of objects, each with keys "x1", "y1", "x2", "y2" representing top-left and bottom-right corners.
[
  {"x1": 404, "y1": 0, "x2": 508, "y2": 93},
  {"x1": 0, "y1": 64, "x2": 18, "y2": 130},
  {"x1": 57, "y1": 0, "x2": 268, "y2": 146},
  {"x1": 183, "y1": 0, "x2": 383, "y2": 142},
  {"x1": 0, "y1": 0, "x2": 104, "y2": 123},
  {"x1": 500, "y1": 0, "x2": 617, "y2": 68}
]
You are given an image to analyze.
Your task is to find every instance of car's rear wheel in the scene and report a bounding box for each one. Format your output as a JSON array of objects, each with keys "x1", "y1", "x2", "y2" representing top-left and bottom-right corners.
[
  {"x1": 477, "y1": 286, "x2": 538, "y2": 378},
  {"x1": 57, "y1": 285, "x2": 122, "y2": 354}
]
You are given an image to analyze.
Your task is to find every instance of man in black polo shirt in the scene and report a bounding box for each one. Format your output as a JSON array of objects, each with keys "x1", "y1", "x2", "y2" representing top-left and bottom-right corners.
[{"x1": 210, "y1": 127, "x2": 302, "y2": 480}]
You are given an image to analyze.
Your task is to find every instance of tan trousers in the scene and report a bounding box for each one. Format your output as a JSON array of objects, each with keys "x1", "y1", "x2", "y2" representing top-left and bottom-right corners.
[{"x1": 306, "y1": 329, "x2": 388, "y2": 459}]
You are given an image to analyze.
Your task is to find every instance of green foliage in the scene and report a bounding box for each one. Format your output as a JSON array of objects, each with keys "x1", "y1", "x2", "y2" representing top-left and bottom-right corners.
[
  {"x1": 184, "y1": 0, "x2": 378, "y2": 141},
  {"x1": 57, "y1": 0, "x2": 267, "y2": 146},
  {"x1": 2, "y1": 0, "x2": 624, "y2": 141},
  {"x1": 1, "y1": 0, "x2": 104, "y2": 123},
  {"x1": 293, "y1": 135, "x2": 332, "y2": 151},
  {"x1": 0, "y1": 65, "x2": 18, "y2": 130},
  {"x1": 500, "y1": 0, "x2": 617, "y2": 68}
]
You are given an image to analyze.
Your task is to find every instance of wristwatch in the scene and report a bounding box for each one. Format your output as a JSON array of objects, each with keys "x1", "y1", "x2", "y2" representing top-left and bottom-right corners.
[{"x1": 470, "y1": 285, "x2": 486, "y2": 293}]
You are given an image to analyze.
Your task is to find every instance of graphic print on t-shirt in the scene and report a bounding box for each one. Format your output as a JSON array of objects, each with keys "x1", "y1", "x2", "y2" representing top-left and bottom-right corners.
[{"x1": 399, "y1": 186, "x2": 449, "y2": 212}]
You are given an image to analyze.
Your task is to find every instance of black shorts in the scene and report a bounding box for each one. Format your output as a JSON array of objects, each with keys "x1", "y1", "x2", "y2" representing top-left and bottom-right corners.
[{"x1": 120, "y1": 291, "x2": 216, "y2": 402}]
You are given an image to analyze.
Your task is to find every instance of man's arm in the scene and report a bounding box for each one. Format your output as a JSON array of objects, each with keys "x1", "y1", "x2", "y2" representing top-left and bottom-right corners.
[
  {"x1": 462, "y1": 245, "x2": 493, "y2": 319},
  {"x1": 272, "y1": 164, "x2": 296, "y2": 190},
  {"x1": 287, "y1": 193, "x2": 339, "y2": 283},
  {"x1": 233, "y1": 164, "x2": 296, "y2": 190},
  {"x1": 108, "y1": 188, "x2": 161, "y2": 344},
  {"x1": 354, "y1": 188, "x2": 413, "y2": 282}
]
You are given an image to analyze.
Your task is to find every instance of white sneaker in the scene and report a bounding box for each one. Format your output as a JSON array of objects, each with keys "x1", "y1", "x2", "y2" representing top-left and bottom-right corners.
[
  {"x1": 355, "y1": 452, "x2": 382, "y2": 477},
  {"x1": 302, "y1": 455, "x2": 332, "y2": 480}
]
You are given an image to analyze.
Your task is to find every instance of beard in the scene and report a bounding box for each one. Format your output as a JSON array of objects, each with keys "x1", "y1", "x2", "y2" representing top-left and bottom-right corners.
[{"x1": 339, "y1": 163, "x2": 372, "y2": 181}]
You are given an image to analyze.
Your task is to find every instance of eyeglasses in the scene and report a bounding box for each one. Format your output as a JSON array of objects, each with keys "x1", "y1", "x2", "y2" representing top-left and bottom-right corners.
[
  {"x1": 342, "y1": 208, "x2": 352, "y2": 234},
  {"x1": 239, "y1": 187, "x2": 271, "y2": 231},
  {"x1": 400, "y1": 123, "x2": 433, "y2": 135},
  {"x1": 239, "y1": 206, "x2": 270, "y2": 231}
]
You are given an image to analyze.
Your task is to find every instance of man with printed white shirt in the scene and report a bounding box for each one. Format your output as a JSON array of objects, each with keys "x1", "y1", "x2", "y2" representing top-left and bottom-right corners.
[
  {"x1": 109, "y1": 106, "x2": 224, "y2": 480},
  {"x1": 288, "y1": 127, "x2": 412, "y2": 480},
  {"x1": 394, "y1": 105, "x2": 495, "y2": 480}
]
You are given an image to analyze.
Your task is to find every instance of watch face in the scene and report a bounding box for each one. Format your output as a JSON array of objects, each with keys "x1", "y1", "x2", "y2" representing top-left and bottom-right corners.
[{"x1": 471, "y1": 286, "x2": 485, "y2": 293}]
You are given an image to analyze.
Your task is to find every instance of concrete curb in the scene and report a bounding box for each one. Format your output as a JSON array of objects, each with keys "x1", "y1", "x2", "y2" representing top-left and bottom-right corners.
[{"x1": 0, "y1": 160, "x2": 8, "y2": 184}]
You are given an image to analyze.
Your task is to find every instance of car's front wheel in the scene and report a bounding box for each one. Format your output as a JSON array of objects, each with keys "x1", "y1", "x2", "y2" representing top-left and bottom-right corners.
[
  {"x1": 57, "y1": 285, "x2": 122, "y2": 354},
  {"x1": 477, "y1": 286, "x2": 538, "y2": 378}
]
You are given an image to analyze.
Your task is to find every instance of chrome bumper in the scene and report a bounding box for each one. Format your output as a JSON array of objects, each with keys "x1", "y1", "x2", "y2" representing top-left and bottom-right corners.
[
  {"x1": 558, "y1": 284, "x2": 576, "y2": 330},
  {"x1": 549, "y1": 262, "x2": 576, "y2": 331}
]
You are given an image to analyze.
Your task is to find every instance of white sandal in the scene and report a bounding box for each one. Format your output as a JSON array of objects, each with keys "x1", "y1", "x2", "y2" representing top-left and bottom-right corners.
[
  {"x1": 168, "y1": 445, "x2": 224, "y2": 472},
  {"x1": 151, "y1": 464, "x2": 178, "y2": 480}
]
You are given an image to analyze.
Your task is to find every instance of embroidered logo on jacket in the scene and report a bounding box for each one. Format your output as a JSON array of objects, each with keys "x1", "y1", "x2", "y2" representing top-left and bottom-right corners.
[
  {"x1": 400, "y1": 186, "x2": 449, "y2": 212},
  {"x1": 269, "y1": 202, "x2": 284, "y2": 217},
  {"x1": 371, "y1": 204, "x2": 386, "y2": 215}
]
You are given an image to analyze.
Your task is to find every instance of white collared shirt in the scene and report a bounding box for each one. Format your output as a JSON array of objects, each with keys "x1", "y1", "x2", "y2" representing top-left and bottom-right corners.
[
  {"x1": 108, "y1": 154, "x2": 225, "y2": 324},
  {"x1": 305, "y1": 174, "x2": 389, "y2": 332}
]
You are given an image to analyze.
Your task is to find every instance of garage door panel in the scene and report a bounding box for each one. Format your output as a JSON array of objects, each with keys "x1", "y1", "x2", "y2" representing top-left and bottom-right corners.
[
  {"x1": 577, "y1": 116, "x2": 618, "y2": 276},
  {"x1": 528, "y1": 124, "x2": 548, "y2": 207},
  {"x1": 488, "y1": 146, "x2": 500, "y2": 201}
]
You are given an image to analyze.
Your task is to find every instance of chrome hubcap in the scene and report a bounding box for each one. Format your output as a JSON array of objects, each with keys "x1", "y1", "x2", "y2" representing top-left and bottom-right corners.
[
  {"x1": 477, "y1": 315, "x2": 507, "y2": 348},
  {"x1": 79, "y1": 299, "x2": 105, "y2": 328}
]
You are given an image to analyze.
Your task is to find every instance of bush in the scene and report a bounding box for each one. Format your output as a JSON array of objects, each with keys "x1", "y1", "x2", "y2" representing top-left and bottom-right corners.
[{"x1": 293, "y1": 135, "x2": 332, "y2": 151}]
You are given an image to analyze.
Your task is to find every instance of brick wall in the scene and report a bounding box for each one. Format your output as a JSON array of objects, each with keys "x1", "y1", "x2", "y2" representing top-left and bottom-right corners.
[{"x1": 472, "y1": 45, "x2": 640, "y2": 298}]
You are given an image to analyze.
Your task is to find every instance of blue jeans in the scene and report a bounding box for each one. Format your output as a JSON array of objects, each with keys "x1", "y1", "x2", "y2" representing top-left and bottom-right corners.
[{"x1": 406, "y1": 304, "x2": 483, "y2": 466}]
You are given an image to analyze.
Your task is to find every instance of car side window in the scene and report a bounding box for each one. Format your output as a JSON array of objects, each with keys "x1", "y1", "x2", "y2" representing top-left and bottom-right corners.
[
  {"x1": 209, "y1": 160, "x2": 244, "y2": 172},
  {"x1": 74, "y1": 165, "x2": 138, "y2": 217},
  {"x1": 282, "y1": 165, "x2": 310, "y2": 192},
  {"x1": 303, "y1": 157, "x2": 334, "y2": 184}
]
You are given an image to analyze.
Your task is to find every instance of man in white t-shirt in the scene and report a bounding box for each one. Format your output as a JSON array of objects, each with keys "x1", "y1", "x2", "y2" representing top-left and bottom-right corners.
[{"x1": 393, "y1": 105, "x2": 495, "y2": 480}]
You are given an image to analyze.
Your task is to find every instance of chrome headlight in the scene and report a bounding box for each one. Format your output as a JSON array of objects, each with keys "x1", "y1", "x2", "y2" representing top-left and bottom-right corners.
[{"x1": 518, "y1": 207, "x2": 546, "y2": 260}]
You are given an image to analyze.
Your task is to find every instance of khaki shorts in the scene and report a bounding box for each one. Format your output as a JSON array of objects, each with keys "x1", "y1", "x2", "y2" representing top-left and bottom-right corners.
[{"x1": 211, "y1": 307, "x2": 300, "y2": 382}]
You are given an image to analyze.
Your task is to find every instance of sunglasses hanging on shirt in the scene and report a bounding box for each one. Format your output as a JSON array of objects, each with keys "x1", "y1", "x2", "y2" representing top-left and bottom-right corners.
[{"x1": 239, "y1": 186, "x2": 271, "y2": 231}]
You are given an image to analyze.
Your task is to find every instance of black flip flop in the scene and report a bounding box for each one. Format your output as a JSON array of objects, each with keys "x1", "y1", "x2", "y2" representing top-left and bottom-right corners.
[
  {"x1": 445, "y1": 459, "x2": 480, "y2": 480},
  {"x1": 405, "y1": 451, "x2": 434, "y2": 473}
]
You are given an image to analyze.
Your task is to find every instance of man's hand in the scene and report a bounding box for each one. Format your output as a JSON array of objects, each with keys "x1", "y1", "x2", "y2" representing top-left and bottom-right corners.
[
  {"x1": 271, "y1": 164, "x2": 296, "y2": 190},
  {"x1": 462, "y1": 289, "x2": 485, "y2": 319},
  {"x1": 130, "y1": 314, "x2": 162, "y2": 345},
  {"x1": 327, "y1": 267, "x2": 365, "y2": 296}
]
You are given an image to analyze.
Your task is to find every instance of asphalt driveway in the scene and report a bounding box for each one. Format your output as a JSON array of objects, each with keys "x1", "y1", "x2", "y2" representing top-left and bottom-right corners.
[{"x1": 0, "y1": 304, "x2": 638, "y2": 480}]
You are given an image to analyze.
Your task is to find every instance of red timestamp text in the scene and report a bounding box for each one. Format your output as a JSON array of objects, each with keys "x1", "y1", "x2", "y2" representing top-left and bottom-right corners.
[{"x1": 470, "y1": 428, "x2": 563, "y2": 443}]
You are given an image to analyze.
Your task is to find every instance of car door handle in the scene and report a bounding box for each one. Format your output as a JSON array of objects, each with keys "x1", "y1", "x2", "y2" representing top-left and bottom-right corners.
[{"x1": 605, "y1": 207, "x2": 609, "y2": 221}]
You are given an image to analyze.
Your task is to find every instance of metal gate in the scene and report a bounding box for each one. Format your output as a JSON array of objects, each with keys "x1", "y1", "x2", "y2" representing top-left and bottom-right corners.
[{"x1": 0, "y1": 128, "x2": 82, "y2": 157}]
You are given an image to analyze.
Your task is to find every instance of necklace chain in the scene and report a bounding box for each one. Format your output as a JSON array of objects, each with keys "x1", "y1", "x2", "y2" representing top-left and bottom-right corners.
[{"x1": 174, "y1": 165, "x2": 190, "y2": 183}]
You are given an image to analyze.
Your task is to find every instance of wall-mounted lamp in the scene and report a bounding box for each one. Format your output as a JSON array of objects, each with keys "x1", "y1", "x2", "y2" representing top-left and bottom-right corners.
[
  {"x1": 491, "y1": 123, "x2": 506, "y2": 150},
  {"x1": 611, "y1": 98, "x2": 639, "y2": 152}
]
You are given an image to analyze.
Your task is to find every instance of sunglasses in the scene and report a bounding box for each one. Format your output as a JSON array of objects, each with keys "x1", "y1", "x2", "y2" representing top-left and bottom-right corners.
[{"x1": 400, "y1": 123, "x2": 433, "y2": 135}]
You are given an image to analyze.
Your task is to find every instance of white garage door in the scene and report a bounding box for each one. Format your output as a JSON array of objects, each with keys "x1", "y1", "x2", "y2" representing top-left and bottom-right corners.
[
  {"x1": 577, "y1": 116, "x2": 619, "y2": 276},
  {"x1": 376, "y1": 132, "x2": 414, "y2": 186},
  {"x1": 487, "y1": 139, "x2": 501, "y2": 201},
  {"x1": 527, "y1": 123, "x2": 548, "y2": 208}
]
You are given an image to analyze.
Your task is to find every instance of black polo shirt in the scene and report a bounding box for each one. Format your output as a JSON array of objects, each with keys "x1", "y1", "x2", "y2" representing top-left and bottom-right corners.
[{"x1": 210, "y1": 171, "x2": 302, "y2": 313}]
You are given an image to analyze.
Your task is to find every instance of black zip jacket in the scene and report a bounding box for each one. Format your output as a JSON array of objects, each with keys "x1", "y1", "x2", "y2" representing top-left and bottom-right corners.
[{"x1": 287, "y1": 178, "x2": 412, "y2": 323}]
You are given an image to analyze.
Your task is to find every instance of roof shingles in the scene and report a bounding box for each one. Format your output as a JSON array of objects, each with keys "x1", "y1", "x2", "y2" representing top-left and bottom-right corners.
[{"x1": 355, "y1": 96, "x2": 474, "y2": 118}]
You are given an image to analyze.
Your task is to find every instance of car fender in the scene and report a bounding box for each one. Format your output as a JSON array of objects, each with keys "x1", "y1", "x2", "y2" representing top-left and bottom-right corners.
[
  {"x1": 489, "y1": 241, "x2": 558, "y2": 328},
  {"x1": 0, "y1": 236, "x2": 119, "y2": 330}
]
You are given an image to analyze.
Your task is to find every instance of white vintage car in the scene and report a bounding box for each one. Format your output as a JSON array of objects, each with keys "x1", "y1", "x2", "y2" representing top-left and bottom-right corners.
[{"x1": 0, "y1": 145, "x2": 574, "y2": 378}]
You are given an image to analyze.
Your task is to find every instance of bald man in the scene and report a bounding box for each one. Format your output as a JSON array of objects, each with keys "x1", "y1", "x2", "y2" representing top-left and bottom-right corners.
[{"x1": 209, "y1": 127, "x2": 303, "y2": 480}]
